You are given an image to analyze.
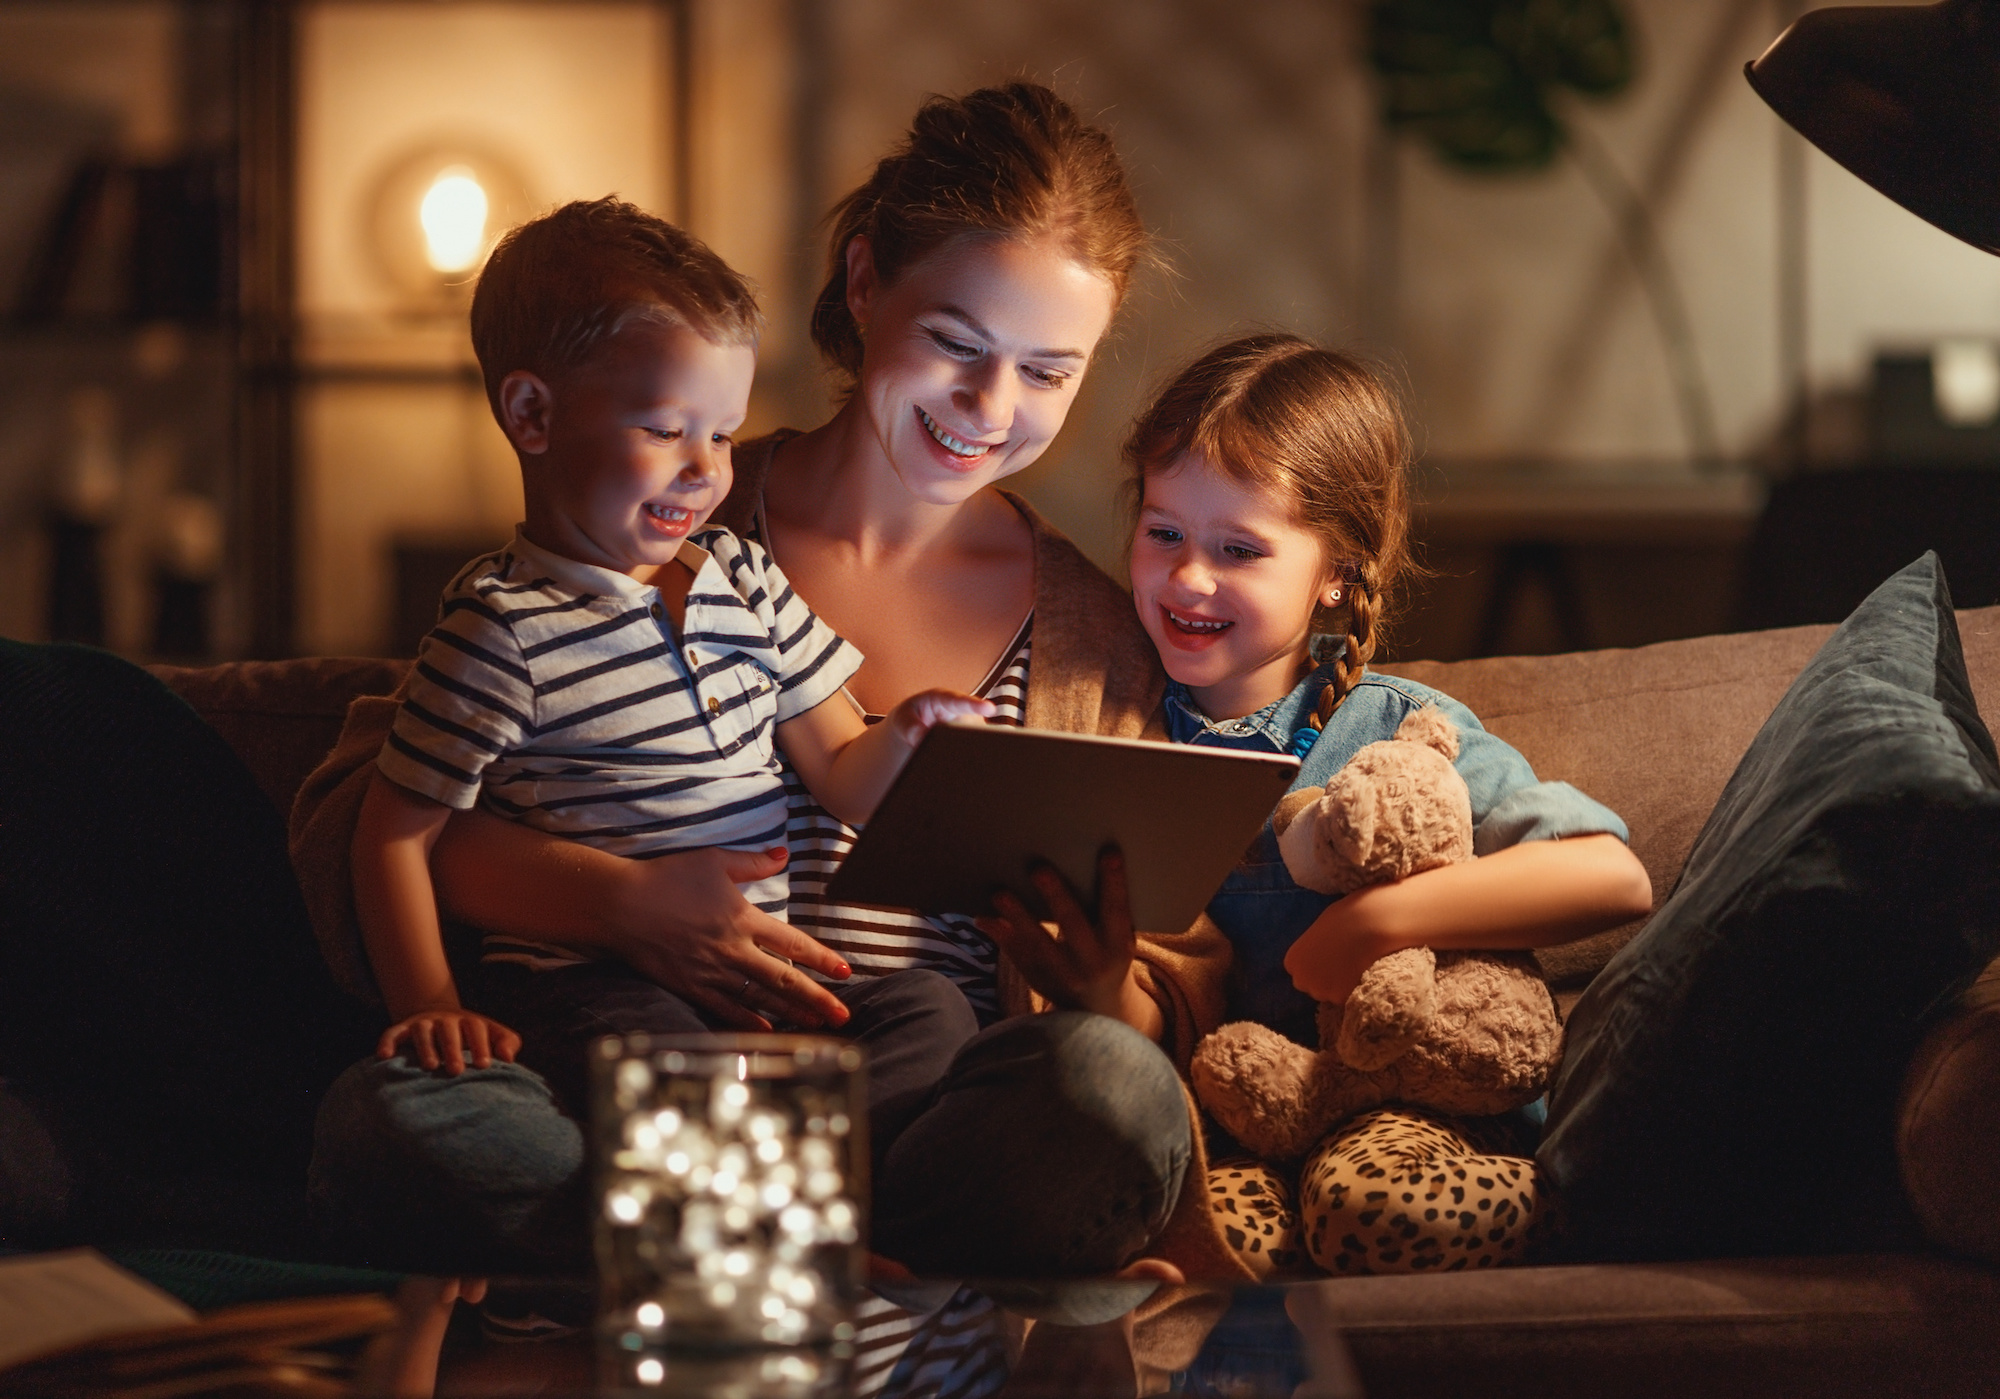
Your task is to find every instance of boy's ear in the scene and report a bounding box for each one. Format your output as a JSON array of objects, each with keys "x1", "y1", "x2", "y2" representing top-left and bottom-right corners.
[
  {"x1": 497, "y1": 370, "x2": 555, "y2": 455},
  {"x1": 843, "y1": 235, "x2": 878, "y2": 333}
]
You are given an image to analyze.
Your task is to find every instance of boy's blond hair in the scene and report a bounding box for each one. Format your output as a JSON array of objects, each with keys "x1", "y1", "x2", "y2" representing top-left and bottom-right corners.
[{"x1": 470, "y1": 196, "x2": 761, "y2": 416}]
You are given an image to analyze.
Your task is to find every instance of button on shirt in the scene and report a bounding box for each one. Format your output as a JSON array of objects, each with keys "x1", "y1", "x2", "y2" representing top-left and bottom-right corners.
[
  {"x1": 1167, "y1": 660, "x2": 1629, "y2": 1047},
  {"x1": 378, "y1": 526, "x2": 860, "y2": 966}
]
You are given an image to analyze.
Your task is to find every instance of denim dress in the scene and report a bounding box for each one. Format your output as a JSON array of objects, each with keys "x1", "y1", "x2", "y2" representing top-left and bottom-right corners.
[{"x1": 1167, "y1": 661, "x2": 1629, "y2": 1050}]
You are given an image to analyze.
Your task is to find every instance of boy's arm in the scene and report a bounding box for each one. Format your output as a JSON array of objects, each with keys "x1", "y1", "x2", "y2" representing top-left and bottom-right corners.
[
  {"x1": 776, "y1": 690, "x2": 995, "y2": 827},
  {"x1": 1284, "y1": 832, "x2": 1653, "y2": 1004},
  {"x1": 353, "y1": 768, "x2": 519, "y2": 1072}
]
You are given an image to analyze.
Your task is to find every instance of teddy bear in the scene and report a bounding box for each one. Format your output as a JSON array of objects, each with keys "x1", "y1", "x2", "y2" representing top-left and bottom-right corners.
[{"x1": 1191, "y1": 704, "x2": 1565, "y2": 1162}]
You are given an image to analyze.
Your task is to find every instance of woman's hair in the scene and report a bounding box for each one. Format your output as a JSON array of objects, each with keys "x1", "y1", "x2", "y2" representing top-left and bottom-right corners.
[
  {"x1": 1124, "y1": 333, "x2": 1416, "y2": 726},
  {"x1": 809, "y1": 82, "x2": 1151, "y2": 383}
]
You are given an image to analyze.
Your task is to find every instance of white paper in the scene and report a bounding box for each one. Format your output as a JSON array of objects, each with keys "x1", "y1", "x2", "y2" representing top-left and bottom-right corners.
[{"x1": 0, "y1": 1248, "x2": 195, "y2": 1371}]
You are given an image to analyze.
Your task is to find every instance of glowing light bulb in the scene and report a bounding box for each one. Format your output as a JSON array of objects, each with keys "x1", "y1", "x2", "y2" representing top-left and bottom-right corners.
[
  {"x1": 419, "y1": 167, "x2": 489, "y2": 273},
  {"x1": 1934, "y1": 340, "x2": 2000, "y2": 428}
]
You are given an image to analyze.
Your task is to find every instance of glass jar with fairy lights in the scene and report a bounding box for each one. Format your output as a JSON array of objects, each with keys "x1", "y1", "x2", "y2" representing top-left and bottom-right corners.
[{"x1": 593, "y1": 1035, "x2": 866, "y2": 1390}]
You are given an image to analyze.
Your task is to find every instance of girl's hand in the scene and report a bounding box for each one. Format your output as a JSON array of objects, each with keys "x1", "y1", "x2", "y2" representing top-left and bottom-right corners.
[
  {"x1": 1283, "y1": 885, "x2": 1395, "y2": 1005},
  {"x1": 379, "y1": 1008, "x2": 521, "y2": 1074},
  {"x1": 886, "y1": 689, "x2": 996, "y2": 749},
  {"x1": 977, "y1": 848, "x2": 1164, "y2": 1039}
]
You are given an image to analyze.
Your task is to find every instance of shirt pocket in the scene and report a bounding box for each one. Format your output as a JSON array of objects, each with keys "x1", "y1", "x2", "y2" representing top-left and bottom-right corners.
[{"x1": 703, "y1": 657, "x2": 782, "y2": 766}]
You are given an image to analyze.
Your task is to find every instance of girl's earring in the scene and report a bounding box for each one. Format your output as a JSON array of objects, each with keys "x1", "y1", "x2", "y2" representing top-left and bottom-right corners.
[{"x1": 1326, "y1": 587, "x2": 1342, "y2": 605}]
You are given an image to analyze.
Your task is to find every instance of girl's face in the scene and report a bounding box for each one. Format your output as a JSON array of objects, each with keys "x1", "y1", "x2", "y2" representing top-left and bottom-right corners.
[
  {"x1": 846, "y1": 232, "x2": 1117, "y2": 506},
  {"x1": 1130, "y1": 453, "x2": 1338, "y2": 721}
]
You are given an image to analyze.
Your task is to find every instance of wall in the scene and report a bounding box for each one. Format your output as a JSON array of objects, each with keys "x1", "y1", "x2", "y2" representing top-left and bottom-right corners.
[
  {"x1": 751, "y1": 0, "x2": 2000, "y2": 589},
  {"x1": 293, "y1": 1, "x2": 674, "y2": 656}
]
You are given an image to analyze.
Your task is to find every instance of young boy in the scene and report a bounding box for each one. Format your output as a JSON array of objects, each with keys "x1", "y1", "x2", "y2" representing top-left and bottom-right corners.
[{"x1": 351, "y1": 198, "x2": 989, "y2": 1110}]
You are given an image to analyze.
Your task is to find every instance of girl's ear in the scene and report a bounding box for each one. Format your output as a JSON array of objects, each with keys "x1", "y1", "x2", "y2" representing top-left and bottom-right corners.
[
  {"x1": 844, "y1": 235, "x2": 879, "y2": 335},
  {"x1": 498, "y1": 370, "x2": 555, "y2": 455}
]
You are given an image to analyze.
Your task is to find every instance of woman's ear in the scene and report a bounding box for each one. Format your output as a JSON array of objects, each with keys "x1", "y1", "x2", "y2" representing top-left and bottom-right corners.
[
  {"x1": 843, "y1": 235, "x2": 878, "y2": 335},
  {"x1": 497, "y1": 370, "x2": 555, "y2": 455}
]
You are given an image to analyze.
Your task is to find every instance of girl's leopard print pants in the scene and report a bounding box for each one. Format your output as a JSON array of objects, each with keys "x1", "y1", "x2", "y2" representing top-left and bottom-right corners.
[{"x1": 1208, "y1": 1106, "x2": 1558, "y2": 1278}]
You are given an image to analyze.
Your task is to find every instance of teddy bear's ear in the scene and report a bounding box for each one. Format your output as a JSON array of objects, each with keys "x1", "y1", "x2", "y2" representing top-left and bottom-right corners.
[{"x1": 1394, "y1": 704, "x2": 1459, "y2": 761}]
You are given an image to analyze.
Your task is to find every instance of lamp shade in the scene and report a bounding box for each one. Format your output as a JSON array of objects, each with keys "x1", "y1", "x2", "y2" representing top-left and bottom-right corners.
[{"x1": 1745, "y1": 0, "x2": 2000, "y2": 255}]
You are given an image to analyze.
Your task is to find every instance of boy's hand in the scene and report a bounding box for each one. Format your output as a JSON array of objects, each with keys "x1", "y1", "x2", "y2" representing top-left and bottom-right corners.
[
  {"x1": 379, "y1": 1008, "x2": 521, "y2": 1075},
  {"x1": 887, "y1": 690, "x2": 996, "y2": 749}
]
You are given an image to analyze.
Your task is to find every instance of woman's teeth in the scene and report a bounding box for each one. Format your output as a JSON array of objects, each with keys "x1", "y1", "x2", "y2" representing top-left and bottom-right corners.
[
  {"x1": 1166, "y1": 608, "x2": 1230, "y2": 633},
  {"x1": 917, "y1": 408, "x2": 990, "y2": 458}
]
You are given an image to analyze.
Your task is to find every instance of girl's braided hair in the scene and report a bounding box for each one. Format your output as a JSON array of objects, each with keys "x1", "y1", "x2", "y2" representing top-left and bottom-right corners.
[{"x1": 1123, "y1": 333, "x2": 1417, "y2": 729}]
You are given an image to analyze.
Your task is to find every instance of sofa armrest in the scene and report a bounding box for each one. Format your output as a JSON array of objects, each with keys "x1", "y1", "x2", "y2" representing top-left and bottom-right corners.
[{"x1": 1899, "y1": 955, "x2": 2000, "y2": 1263}]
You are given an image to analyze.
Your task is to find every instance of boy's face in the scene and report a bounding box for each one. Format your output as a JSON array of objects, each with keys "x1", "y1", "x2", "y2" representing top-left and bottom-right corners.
[{"x1": 517, "y1": 318, "x2": 756, "y2": 582}]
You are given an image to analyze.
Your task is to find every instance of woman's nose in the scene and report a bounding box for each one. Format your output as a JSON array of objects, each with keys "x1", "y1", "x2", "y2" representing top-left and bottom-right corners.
[{"x1": 953, "y1": 360, "x2": 1015, "y2": 433}]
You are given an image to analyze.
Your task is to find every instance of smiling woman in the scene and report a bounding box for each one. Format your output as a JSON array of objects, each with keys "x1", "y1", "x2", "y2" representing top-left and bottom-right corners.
[{"x1": 295, "y1": 83, "x2": 1223, "y2": 1398}]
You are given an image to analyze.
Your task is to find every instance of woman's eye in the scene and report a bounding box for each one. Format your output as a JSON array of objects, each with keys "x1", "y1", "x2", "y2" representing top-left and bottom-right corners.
[
  {"x1": 929, "y1": 331, "x2": 978, "y2": 358},
  {"x1": 1023, "y1": 364, "x2": 1070, "y2": 389}
]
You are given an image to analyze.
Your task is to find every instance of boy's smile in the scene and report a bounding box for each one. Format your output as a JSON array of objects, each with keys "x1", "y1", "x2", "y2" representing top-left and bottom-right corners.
[
  {"x1": 1130, "y1": 452, "x2": 1336, "y2": 722},
  {"x1": 509, "y1": 317, "x2": 756, "y2": 584}
]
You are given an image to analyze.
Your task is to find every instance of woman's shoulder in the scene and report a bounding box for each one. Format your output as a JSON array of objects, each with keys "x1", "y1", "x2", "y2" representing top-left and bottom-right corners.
[
  {"x1": 712, "y1": 429, "x2": 803, "y2": 538},
  {"x1": 997, "y1": 490, "x2": 1167, "y2": 738},
  {"x1": 999, "y1": 490, "x2": 1134, "y2": 623}
]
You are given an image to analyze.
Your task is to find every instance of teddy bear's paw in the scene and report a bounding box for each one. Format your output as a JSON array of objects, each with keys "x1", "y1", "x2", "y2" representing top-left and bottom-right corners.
[
  {"x1": 1395, "y1": 952, "x2": 1565, "y2": 1116},
  {"x1": 1192, "y1": 1022, "x2": 1328, "y2": 1161},
  {"x1": 1336, "y1": 946, "x2": 1439, "y2": 1071}
]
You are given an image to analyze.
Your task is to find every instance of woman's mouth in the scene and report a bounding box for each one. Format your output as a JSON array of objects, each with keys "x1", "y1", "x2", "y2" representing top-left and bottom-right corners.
[
  {"x1": 916, "y1": 407, "x2": 995, "y2": 464},
  {"x1": 1160, "y1": 605, "x2": 1231, "y2": 649},
  {"x1": 643, "y1": 502, "x2": 698, "y2": 537}
]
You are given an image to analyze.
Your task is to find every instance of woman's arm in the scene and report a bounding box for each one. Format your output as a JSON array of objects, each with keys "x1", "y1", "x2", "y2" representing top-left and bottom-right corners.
[
  {"x1": 429, "y1": 810, "x2": 855, "y2": 1030},
  {"x1": 1284, "y1": 833, "x2": 1653, "y2": 1004}
]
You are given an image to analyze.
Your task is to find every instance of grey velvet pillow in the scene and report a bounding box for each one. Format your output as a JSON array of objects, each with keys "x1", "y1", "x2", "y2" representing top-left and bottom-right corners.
[{"x1": 1539, "y1": 552, "x2": 2000, "y2": 1259}]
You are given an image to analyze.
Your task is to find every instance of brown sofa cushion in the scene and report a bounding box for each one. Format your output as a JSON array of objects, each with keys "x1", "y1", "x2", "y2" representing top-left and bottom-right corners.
[
  {"x1": 148, "y1": 657, "x2": 408, "y2": 818},
  {"x1": 1900, "y1": 954, "x2": 2000, "y2": 1264},
  {"x1": 1386, "y1": 603, "x2": 2000, "y2": 990}
]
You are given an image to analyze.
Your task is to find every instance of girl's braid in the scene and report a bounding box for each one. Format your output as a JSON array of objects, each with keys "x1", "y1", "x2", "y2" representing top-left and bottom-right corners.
[{"x1": 1312, "y1": 560, "x2": 1380, "y2": 732}]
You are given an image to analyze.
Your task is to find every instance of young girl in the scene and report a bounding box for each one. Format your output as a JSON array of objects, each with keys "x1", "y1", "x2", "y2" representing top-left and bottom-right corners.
[{"x1": 1125, "y1": 334, "x2": 1654, "y2": 1277}]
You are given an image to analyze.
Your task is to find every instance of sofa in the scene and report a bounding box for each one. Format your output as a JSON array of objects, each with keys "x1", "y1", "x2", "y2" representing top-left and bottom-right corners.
[{"x1": 4, "y1": 602, "x2": 1996, "y2": 1395}]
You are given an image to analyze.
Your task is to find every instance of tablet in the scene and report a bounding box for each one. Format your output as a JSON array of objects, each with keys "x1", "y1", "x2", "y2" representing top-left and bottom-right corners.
[{"x1": 824, "y1": 723, "x2": 1301, "y2": 933}]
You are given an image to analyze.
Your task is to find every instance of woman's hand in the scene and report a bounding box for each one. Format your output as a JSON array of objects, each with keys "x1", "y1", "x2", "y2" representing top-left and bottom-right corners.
[
  {"x1": 430, "y1": 813, "x2": 855, "y2": 1031},
  {"x1": 379, "y1": 1007, "x2": 521, "y2": 1074},
  {"x1": 977, "y1": 848, "x2": 1164, "y2": 1040},
  {"x1": 596, "y1": 845, "x2": 855, "y2": 1031}
]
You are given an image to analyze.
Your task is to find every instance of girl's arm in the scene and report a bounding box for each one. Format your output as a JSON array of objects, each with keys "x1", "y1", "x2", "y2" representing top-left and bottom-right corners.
[
  {"x1": 1283, "y1": 833, "x2": 1653, "y2": 1004},
  {"x1": 352, "y1": 771, "x2": 520, "y2": 1072}
]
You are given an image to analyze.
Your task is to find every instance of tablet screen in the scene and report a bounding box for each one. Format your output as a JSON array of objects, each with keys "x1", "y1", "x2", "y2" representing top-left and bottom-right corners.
[{"x1": 825, "y1": 723, "x2": 1300, "y2": 933}]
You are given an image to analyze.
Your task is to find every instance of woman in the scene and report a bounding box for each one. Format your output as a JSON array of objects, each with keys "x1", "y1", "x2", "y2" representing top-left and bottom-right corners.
[{"x1": 299, "y1": 81, "x2": 1227, "y2": 1386}]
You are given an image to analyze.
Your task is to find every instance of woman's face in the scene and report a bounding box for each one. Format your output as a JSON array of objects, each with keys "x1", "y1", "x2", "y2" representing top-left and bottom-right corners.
[{"x1": 846, "y1": 232, "x2": 1118, "y2": 506}]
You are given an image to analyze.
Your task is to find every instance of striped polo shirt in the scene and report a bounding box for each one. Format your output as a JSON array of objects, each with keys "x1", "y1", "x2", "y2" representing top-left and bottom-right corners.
[{"x1": 378, "y1": 526, "x2": 860, "y2": 966}]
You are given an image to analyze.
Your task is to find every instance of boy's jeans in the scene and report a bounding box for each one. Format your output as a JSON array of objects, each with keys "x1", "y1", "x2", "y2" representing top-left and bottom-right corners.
[{"x1": 309, "y1": 985, "x2": 1190, "y2": 1281}]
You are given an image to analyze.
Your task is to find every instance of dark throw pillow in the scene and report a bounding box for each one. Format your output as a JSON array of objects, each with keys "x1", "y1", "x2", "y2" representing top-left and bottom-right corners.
[{"x1": 1539, "y1": 552, "x2": 2000, "y2": 1260}]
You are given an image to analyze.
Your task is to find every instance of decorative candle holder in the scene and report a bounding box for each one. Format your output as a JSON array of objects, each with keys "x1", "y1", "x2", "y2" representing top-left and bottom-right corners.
[{"x1": 594, "y1": 1034, "x2": 866, "y2": 1389}]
